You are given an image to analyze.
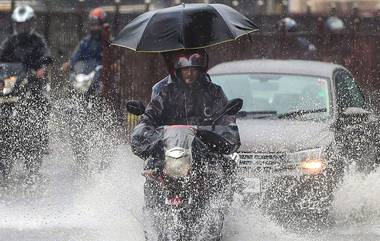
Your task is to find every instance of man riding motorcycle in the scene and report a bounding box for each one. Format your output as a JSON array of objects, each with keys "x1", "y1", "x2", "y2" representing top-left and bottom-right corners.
[
  {"x1": 131, "y1": 49, "x2": 241, "y2": 240},
  {"x1": 1, "y1": 5, "x2": 51, "y2": 76},
  {"x1": 62, "y1": 7, "x2": 107, "y2": 73},
  {"x1": 0, "y1": 5, "x2": 52, "y2": 176},
  {"x1": 60, "y1": 8, "x2": 117, "y2": 170},
  {"x1": 133, "y1": 49, "x2": 239, "y2": 158}
]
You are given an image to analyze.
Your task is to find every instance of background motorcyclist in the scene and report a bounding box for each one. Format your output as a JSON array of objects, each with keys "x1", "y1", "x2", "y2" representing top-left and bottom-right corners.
[
  {"x1": 61, "y1": 7, "x2": 111, "y2": 102},
  {"x1": 0, "y1": 4, "x2": 52, "y2": 174},
  {"x1": 60, "y1": 8, "x2": 117, "y2": 171},
  {"x1": 62, "y1": 7, "x2": 107, "y2": 73},
  {"x1": 271, "y1": 17, "x2": 318, "y2": 60},
  {"x1": 0, "y1": 5, "x2": 51, "y2": 83}
]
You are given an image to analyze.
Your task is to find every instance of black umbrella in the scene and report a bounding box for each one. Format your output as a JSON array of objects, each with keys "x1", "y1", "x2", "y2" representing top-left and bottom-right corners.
[{"x1": 112, "y1": 3, "x2": 258, "y2": 52}]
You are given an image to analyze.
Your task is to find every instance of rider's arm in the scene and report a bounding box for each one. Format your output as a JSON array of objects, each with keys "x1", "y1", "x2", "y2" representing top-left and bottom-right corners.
[
  {"x1": 35, "y1": 36, "x2": 52, "y2": 78},
  {"x1": 0, "y1": 36, "x2": 14, "y2": 62},
  {"x1": 141, "y1": 91, "x2": 166, "y2": 127},
  {"x1": 131, "y1": 92, "x2": 166, "y2": 159}
]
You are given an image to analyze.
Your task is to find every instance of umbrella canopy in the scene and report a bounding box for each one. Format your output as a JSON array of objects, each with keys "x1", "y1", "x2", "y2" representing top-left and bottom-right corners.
[{"x1": 112, "y1": 3, "x2": 259, "y2": 52}]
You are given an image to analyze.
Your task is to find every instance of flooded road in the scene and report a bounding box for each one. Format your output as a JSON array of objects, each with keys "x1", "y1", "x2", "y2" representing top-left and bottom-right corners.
[{"x1": 1, "y1": 131, "x2": 380, "y2": 241}]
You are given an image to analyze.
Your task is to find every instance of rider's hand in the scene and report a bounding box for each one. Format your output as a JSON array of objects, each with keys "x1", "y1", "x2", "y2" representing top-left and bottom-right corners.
[
  {"x1": 36, "y1": 67, "x2": 46, "y2": 79},
  {"x1": 61, "y1": 62, "x2": 71, "y2": 72}
]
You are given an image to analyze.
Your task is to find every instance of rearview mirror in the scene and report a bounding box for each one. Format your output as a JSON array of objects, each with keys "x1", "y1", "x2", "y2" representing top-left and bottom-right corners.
[
  {"x1": 212, "y1": 98, "x2": 243, "y2": 130},
  {"x1": 126, "y1": 100, "x2": 145, "y2": 116},
  {"x1": 225, "y1": 98, "x2": 243, "y2": 115}
]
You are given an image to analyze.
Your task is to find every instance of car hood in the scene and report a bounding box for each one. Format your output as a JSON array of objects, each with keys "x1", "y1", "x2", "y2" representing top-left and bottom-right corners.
[{"x1": 236, "y1": 118, "x2": 333, "y2": 153}]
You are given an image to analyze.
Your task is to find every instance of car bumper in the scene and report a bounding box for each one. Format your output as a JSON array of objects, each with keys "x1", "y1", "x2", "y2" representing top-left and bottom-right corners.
[{"x1": 236, "y1": 152, "x2": 335, "y2": 211}]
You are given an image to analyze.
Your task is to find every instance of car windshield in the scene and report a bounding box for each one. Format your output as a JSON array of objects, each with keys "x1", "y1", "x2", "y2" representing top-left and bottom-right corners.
[{"x1": 212, "y1": 73, "x2": 331, "y2": 120}]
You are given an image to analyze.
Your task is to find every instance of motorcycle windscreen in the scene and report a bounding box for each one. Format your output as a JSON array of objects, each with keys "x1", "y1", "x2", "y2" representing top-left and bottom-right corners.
[
  {"x1": 73, "y1": 60, "x2": 100, "y2": 75},
  {"x1": 0, "y1": 63, "x2": 24, "y2": 79},
  {"x1": 0, "y1": 63, "x2": 24, "y2": 95},
  {"x1": 162, "y1": 126, "x2": 196, "y2": 150}
]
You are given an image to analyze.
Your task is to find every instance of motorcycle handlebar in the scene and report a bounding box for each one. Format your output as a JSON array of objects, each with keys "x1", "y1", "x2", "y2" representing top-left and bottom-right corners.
[{"x1": 159, "y1": 125, "x2": 234, "y2": 155}]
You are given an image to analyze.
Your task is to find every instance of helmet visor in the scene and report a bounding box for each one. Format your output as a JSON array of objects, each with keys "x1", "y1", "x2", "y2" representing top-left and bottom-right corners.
[{"x1": 14, "y1": 21, "x2": 34, "y2": 34}]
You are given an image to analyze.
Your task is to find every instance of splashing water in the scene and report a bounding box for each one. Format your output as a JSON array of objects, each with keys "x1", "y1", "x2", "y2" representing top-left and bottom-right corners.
[{"x1": 1, "y1": 101, "x2": 380, "y2": 240}]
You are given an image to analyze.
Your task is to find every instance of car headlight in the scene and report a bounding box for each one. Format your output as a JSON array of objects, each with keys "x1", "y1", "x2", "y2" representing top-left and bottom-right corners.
[
  {"x1": 288, "y1": 148, "x2": 327, "y2": 175},
  {"x1": 2, "y1": 76, "x2": 17, "y2": 95},
  {"x1": 164, "y1": 147, "x2": 192, "y2": 179},
  {"x1": 74, "y1": 72, "x2": 94, "y2": 93}
]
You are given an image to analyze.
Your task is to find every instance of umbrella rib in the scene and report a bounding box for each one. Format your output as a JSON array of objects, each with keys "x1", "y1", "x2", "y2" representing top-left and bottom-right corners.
[
  {"x1": 180, "y1": 9, "x2": 185, "y2": 48},
  {"x1": 212, "y1": 7, "x2": 235, "y2": 39},
  {"x1": 136, "y1": 11, "x2": 158, "y2": 51}
]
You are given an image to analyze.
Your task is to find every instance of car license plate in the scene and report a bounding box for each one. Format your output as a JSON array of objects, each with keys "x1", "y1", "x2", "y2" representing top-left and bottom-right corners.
[{"x1": 242, "y1": 177, "x2": 261, "y2": 194}]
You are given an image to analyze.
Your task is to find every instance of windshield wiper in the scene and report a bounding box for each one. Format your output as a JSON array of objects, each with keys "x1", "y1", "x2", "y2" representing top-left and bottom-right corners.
[
  {"x1": 237, "y1": 111, "x2": 278, "y2": 119},
  {"x1": 278, "y1": 108, "x2": 327, "y2": 119}
]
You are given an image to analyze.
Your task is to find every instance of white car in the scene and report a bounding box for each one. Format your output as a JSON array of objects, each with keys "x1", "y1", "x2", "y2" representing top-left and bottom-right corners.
[{"x1": 209, "y1": 59, "x2": 380, "y2": 222}]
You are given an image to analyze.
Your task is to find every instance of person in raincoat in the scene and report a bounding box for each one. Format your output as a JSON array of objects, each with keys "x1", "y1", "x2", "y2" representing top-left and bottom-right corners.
[
  {"x1": 62, "y1": 7, "x2": 108, "y2": 72},
  {"x1": 131, "y1": 49, "x2": 240, "y2": 162},
  {"x1": 0, "y1": 4, "x2": 52, "y2": 158},
  {"x1": 131, "y1": 49, "x2": 241, "y2": 225},
  {"x1": 0, "y1": 5, "x2": 51, "y2": 77}
]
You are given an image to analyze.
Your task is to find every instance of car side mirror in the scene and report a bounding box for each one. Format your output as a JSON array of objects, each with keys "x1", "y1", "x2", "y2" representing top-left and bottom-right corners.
[
  {"x1": 341, "y1": 107, "x2": 370, "y2": 116},
  {"x1": 126, "y1": 100, "x2": 145, "y2": 116},
  {"x1": 336, "y1": 107, "x2": 370, "y2": 128}
]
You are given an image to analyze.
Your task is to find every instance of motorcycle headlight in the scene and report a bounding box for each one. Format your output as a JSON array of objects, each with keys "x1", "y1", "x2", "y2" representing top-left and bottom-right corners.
[
  {"x1": 288, "y1": 148, "x2": 327, "y2": 175},
  {"x1": 164, "y1": 147, "x2": 192, "y2": 179},
  {"x1": 2, "y1": 76, "x2": 17, "y2": 95},
  {"x1": 74, "y1": 72, "x2": 94, "y2": 93}
]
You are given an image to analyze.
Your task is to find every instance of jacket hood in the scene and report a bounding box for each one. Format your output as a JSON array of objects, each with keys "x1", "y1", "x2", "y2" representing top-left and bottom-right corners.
[{"x1": 237, "y1": 118, "x2": 333, "y2": 153}]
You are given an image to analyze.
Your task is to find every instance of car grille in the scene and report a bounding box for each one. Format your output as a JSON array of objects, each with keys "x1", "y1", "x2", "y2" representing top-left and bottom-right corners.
[{"x1": 238, "y1": 152, "x2": 298, "y2": 175}]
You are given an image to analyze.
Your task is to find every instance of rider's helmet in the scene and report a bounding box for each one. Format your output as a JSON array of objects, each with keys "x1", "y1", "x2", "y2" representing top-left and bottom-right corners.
[
  {"x1": 12, "y1": 5, "x2": 36, "y2": 35},
  {"x1": 171, "y1": 49, "x2": 208, "y2": 85},
  {"x1": 89, "y1": 7, "x2": 107, "y2": 25},
  {"x1": 88, "y1": 7, "x2": 107, "y2": 38},
  {"x1": 325, "y1": 16, "x2": 345, "y2": 33},
  {"x1": 162, "y1": 49, "x2": 208, "y2": 79},
  {"x1": 173, "y1": 50, "x2": 208, "y2": 70},
  {"x1": 277, "y1": 17, "x2": 298, "y2": 33}
]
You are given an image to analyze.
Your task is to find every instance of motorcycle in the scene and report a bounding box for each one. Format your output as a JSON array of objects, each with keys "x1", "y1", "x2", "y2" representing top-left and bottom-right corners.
[
  {"x1": 58, "y1": 60, "x2": 115, "y2": 170},
  {"x1": 0, "y1": 62, "x2": 48, "y2": 180},
  {"x1": 69, "y1": 59, "x2": 103, "y2": 100},
  {"x1": 127, "y1": 98, "x2": 242, "y2": 241}
]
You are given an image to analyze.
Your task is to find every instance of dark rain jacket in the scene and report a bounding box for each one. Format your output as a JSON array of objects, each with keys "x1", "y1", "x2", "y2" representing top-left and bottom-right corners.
[
  {"x1": 131, "y1": 74, "x2": 241, "y2": 159},
  {"x1": 0, "y1": 33, "x2": 51, "y2": 70},
  {"x1": 0, "y1": 33, "x2": 51, "y2": 97},
  {"x1": 70, "y1": 35, "x2": 103, "y2": 66}
]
